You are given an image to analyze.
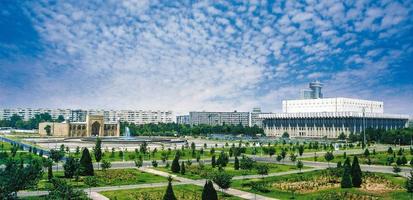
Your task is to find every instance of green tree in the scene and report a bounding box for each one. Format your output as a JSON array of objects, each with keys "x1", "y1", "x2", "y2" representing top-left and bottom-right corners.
[
  {"x1": 297, "y1": 160, "x2": 304, "y2": 173},
  {"x1": 49, "y1": 149, "x2": 64, "y2": 171},
  {"x1": 256, "y1": 164, "x2": 269, "y2": 177},
  {"x1": 282, "y1": 132, "x2": 289, "y2": 139},
  {"x1": 163, "y1": 176, "x2": 177, "y2": 200},
  {"x1": 324, "y1": 151, "x2": 334, "y2": 167},
  {"x1": 93, "y1": 137, "x2": 103, "y2": 170},
  {"x1": 298, "y1": 145, "x2": 304, "y2": 156},
  {"x1": 63, "y1": 156, "x2": 78, "y2": 178},
  {"x1": 84, "y1": 176, "x2": 98, "y2": 198},
  {"x1": 202, "y1": 180, "x2": 218, "y2": 200},
  {"x1": 234, "y1": 156, "x2": 240, "y2": 170},
  {"x1": 406, "y1": 170, "x2": 413, "y2": 198},
  {"x1": 180, "y1": 161, "x2": 186, "y2": 175},
  {"x1": 211, "y1": 154, "x2": 216, "y2": 168},
  {"x1": 338, "y1": 132, "x2": 347, "y2": 140},
  {"x1": 47, "y1": 178, "x2": 88, "y2": 199},
  {"x1": 351, "y1": 156, "x2": 362, "y2": 187},
  {"x1": 212, "y1": 170, "x2": 233, "y2": 192},
  {"x1": 101, "y1": 160, "x2": 111, "y2": 171},
  {"x1": 387, "y1": 147, "x2": 393, "y2": 154},
  {"x1": 171, "y1": 155, "x2": 180, "y2": 173},
  {"x1": 364, "y1": 149, "x2": 370, "y2": 157},
  {"x1": 57, "y1": 115, "x2": 65, "y2": 122},
  {"x1": 341, "y1": 158, "x2": 353, "y2": 188},
  {"x1": 44, "y1": 125, "x2": 52, "y2": 136},
  {"x1": 80, "y1": 148, "x2": 94, "y2": 176}
]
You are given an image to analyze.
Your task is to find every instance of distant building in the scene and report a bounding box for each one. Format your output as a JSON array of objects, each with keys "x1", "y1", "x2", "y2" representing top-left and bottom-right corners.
[
  {"x1": 189, "y1": 111, "x2": 249, "y2": 127},
  {"x1": 0, "y1": 108, "x2": 173, "y2": 125},
  {"x1": 300, "y1": 81, "x2": 323, "y2": 99},
  {"x1": 176, "y1": 115, "x2": 190, "y2": 125},
  {"x1": 38, "y1": 115, "x2": 120, "y2": 137},
  {"x1": 261, "y1": 82, "x2": 409, "y2": 138},
  {"x1": 250, "y1": 108, "x2": 268, "y2": 128},
  {"x1": 409, "y1": 119, "x2": 413, "y2": 128}
]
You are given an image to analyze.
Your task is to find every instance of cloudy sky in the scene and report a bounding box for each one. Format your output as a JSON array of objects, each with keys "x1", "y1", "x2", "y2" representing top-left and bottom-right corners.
[{"x1": 0, "y1": 0, "x2": 412, "y2": 115}]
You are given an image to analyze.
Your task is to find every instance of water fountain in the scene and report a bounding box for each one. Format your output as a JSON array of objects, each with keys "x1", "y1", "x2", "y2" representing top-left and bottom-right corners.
[{"x1": 124, "y1": 127, "x2": 131, "y2": 138}]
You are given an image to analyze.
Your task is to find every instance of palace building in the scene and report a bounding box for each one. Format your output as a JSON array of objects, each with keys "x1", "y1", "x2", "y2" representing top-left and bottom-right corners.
[
  {"x1": 38, "y1": 115, "x2": 120, "y2": 137},
  {"x1": 260, "y1": 82, "x2": 409, "y2": 138}
]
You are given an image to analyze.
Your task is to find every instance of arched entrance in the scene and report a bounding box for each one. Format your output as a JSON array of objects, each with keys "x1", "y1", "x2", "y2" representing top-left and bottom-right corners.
[{"x1": 91, "y1": 121, "x2": 100, "y2": 136}]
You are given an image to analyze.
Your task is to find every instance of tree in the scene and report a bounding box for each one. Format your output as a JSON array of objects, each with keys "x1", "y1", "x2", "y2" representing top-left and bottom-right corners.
[
  {"x1": 290, "y1": 153, "x2": 297, "y2": 162},
  {"x1": 211, "y1": 155, "x2": 216, "y2": 168},
  {"x1": 180, "y1": 161, "x2": 186, "y2": 175},
  {"x1": 282, "y1": 132, "x2": 289, "y2": 139},
  {"x1": 57, "y1": 115, "x2": 65, "y2": 122},
  {"x1": 268, "y1": 147, "x2": 276, "y2": 157},
  {"x1": 338, "y1": 132, "x2": 347, "y2": 140},
  {"x1": 47, "y1": 178, "x2": 88, "y2": 199},
  {"x1": 93, "y1": 137, "x2": 103, "y2": 170},
  {"x1": 234, "y1": 156, "x2": 240, "y2": 170},
  {"x1": 256, "y1": 164, "x2": 269, "y2": 177},
  {"x1": 80, "y1": 148, "x2": 94, "y2": 176},
  {"x1": 49, "y1": 149, "x2": 64, "y2": 171},
  {"x1": 406, "y1": 170, "x2": 413, "y2": 198},
  {"x1": 212, "y1": 170, "x2": 233, "y2": 192},
  {"x1": 63, "y1": 156, "x2": 78, "y2": 178},
  {"x1": 351, "y1": 156, "x2": 362, "y2": 187},
  {"x1": 163, "y1": 176, "x2": 177, "y2": 200},
  {"x1": 202, "y1": 180, "x2": 218, "y2": 200},
  {"x1": 84, "y1": 176, "x2": 98, "y2": 198},
  {"x1": 298, "y1": 145, "x2": 304, "y2": 156},
  {"x1": 364, "y1": 148, "x2": 370, "y2": 157},
  {"x1": 240, "y1": 156, "x2": 254, "y2": 170},
  {"x1": 45, "y1": 159, "x2": 53, "y2": 180},
  {"x1": 0, "y1": 159, "x2": 44, "y2": 199},
  {"x1": 152, "y1": 160, "x2": 158, "y2": 167},
  {"x1": 341, "y1": 158, "x2": 353, "y2": 188},
  {"x1": 393, "y1": 165, "x2": 402, "y2": 174},
  {"x1": 324, "y1": 152, "x2": 334, "y2": 167},
  {"x1": 171, "y1": 155, "x2": 180, "y2": 173},
  {"x1": 387, "y1": 147, "x2": 393, "y2": 154},
  {"x1": 297, "y1": 160, "x2": 304, "y2": 173},
  {"x1": 44, "y1": 125, "x2": 52, "y2": 136},
  {"x1": 101, "y1": 160, "x2": 111, "y2": 171}
]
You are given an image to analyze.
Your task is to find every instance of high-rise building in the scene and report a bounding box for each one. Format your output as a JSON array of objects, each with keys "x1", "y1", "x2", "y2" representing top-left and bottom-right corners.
[
  {"x1": 300, "y1": 81, "x2": 323, "y2": 99},
  {"x1": 176, "y1": 115, "x2": 190, "y2": 125},
  {"x1": 189, "y1": 111, "x2": 249, "y2": 127}
]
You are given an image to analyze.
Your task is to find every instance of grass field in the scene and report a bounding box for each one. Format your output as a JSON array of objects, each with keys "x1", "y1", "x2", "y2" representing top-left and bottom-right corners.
[
  {"x1": 36, "y1": 168, "x2": 168, "y2": 190},
  {"x1": 303, "y1": 149, "x2": 413, "y2": 166},
  {"x1": 100, "y1": 184, "x2": 242, "y2": 200},
  {"x1": 231, "y1": 168, "x2": 409, "y2": 200},
  {"x1": 154, "y1": 162, "x2": 309, "y2": 180}
]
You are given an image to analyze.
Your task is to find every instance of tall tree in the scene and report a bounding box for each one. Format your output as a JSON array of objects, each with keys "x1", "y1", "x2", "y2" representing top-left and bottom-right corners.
[
  {"x1": 63, "y1": 156, "x2": 78, "y2": 178},
  {"x1": 163, "y1": 176, "x2": 177, "y2": 200},
  {"x1": 44, "y1": 125, "x2": 52, "y2": 136},
  {"x1": 171, "y1": 155, "x2": 180, "y2": 173},
  {"x1": 341, "y1": 158, "x2": 353, "y2": 188},
  {"x1": 80, "y1": 148, "x2": 94, "y2": 176},
  {"x1": 234, "y1": 156, "x2": 239, "y2": 170},
  {"x1": 351, "y1": 156, "x2": 362, "y2": 187},
  {"x1": 212, "y1": 170, "x2": 233, "y2": 193},
  {"x1": 324, "y1": 151, "x2": 334, "y2": 167},
  {"x1": 406, "y1": 170, "x2": 413, "y2": 198},
  {"x1": 180, "y1": 161, "x2": 186, "y2": 175},
  {"x1": 202, "y1": 180, "x2": 218, "y2": 200},
  {"x1": 49, "y1": 149, "x2": 64, "y2": 171},
  {"x1": 93, "y1": 137, "x2": 102, "y2": 170}
]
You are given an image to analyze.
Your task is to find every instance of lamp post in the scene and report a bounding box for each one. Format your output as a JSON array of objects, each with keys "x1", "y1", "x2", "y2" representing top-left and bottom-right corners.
[{"x1": 363, "y1": 107, "x2": 366, "y2": 149}]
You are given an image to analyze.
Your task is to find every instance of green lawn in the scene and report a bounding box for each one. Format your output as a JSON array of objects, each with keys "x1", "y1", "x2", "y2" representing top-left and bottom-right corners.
[
  {"x1": 0, "y1": 141, "x2": 13, "y2": 150},
  {"x1": 155, "y1": 162, "x2": 309, "y2": 180},
  {"x1": 303, "y1": 149, "x2": 413, "y2": 166},
  {"x1": 36, "y1": 168, "x2": 168, "y2": 190},
  {"x1": 231, "y1": 168, "x2": 409, "y2": 200},
  {"x1": 100, "y1": 184, "x2": 242, "y2": 200}
]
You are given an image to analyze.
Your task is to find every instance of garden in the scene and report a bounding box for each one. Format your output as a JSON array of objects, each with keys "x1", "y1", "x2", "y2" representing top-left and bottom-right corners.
[
  {"x1": 100, "y1": 184, "x2": 242, "y2": 200},
  {"x1": 232, "y1": 168, "x2": 410, "y2": 199}
]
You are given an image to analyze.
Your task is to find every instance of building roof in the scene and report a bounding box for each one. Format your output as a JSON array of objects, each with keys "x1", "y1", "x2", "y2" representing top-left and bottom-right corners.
[{"x1": 259, "y1": 112, "x2": 409, "y2": 120}]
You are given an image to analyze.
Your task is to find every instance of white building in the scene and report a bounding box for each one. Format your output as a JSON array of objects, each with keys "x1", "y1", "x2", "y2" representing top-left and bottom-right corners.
[
  {"x1": 0, "y1": 108, "x2": 173, "y2": 125},
  {"x1": 283, "y1": 98, "x2": 384, "y2": 114},
  {"x1": 261, "y1": 82, "x2": 409, "y2": 138},
  {"x1": 189, "y1": 111, "x2": 250, "y2": 127}
]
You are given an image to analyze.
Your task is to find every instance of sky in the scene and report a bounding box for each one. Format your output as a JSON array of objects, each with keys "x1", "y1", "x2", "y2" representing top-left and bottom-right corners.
[{"x1": 0, "y1": 0, "x2": 412, "y2": 115}]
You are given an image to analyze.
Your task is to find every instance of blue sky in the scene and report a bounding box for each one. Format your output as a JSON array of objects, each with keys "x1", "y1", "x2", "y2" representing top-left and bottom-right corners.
[{"x1": 0, "y1": 0, "x2": 412, "y2": 115}]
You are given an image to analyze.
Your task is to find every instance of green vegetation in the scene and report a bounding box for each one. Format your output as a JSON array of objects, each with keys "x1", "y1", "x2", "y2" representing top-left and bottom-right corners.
[
  {"x1": 232, "y1": 168, "x2": 410, "y2": 200},
  {"x1": 100, "y1": 184, "x2": 242, "y2": 200},
  {"x1": 36, "y1": 168, "x2": 167, "y2": 190},
  {"x1": 0, "y1": 113, "x2": 60, "y2": 130},
  {"x1": 349, "y1": 127, "x2": 413, "y2": 145},
  {"x1": 155, "y1": 162, "x2": 307, "y2": 180}
]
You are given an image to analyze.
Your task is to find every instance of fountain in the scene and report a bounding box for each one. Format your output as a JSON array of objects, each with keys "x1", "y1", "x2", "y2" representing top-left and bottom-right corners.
[{"x1": 124, "y1": 127, "x2": 131, "y2": 138}]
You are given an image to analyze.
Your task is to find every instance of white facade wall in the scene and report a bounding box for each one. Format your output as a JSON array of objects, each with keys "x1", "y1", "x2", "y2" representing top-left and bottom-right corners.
[
  {"x1": 0, "y1": 108, "x2": 173, "y2": 125},
  {"x1": 283, "y1": 98, "x2": 384, "y2": 114}
]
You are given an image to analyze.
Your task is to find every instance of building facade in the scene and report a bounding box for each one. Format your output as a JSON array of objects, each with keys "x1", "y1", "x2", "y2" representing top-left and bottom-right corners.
[
  {"x1": 261, "y1": 82, "x2": 409, "y2": 138},
  {"x1": 283, "y1": 98, "x2": 384, "y2": 114},
  {"x1": 300, "y1": 81, "x2": 323, "y2": 99},
  {"x1": 176, "y1": 115, "x2": 190, "y2": 125},
  {"x1": 0, "y1": 108, "x2": 173, "y2": 125},
  {"x1": 189, "y1": 111, "x2": 249, "y2": 127},
  {"x1": 38, "y1": 115, "x2": 120, "y2": 137}
]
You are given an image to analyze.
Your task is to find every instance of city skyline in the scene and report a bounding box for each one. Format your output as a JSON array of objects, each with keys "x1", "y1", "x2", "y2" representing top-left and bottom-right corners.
[{"x1": 1, "y1": 1, "x2": 413, "y2": 115}]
